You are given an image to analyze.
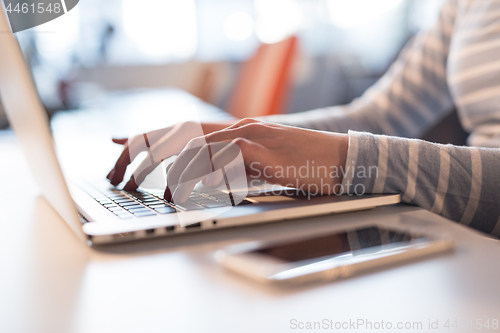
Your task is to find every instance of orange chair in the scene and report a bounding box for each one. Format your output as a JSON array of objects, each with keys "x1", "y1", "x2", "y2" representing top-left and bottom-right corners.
[{"x1": 227, "y1": 35, "x2": 298, "y2": 118}]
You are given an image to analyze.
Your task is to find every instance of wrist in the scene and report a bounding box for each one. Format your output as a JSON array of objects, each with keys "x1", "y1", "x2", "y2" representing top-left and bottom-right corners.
[{"x1": 328, "y1": 133, "x2": 349, "y2": 189}]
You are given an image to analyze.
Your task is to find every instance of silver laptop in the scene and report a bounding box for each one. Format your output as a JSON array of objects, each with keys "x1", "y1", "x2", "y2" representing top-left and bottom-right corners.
[{"x1": 0, "y1": 6, "x2": 400, "y2": 245}]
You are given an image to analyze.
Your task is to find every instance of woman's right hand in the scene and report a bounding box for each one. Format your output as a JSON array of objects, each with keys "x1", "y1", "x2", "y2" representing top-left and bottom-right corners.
[{"x1": 106, "y1": 120, "x2": 235, "y2": 190}]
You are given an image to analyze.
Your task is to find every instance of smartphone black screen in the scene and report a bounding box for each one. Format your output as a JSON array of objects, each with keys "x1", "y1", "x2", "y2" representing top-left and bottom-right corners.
[{"x1": 253, "y1": 226, "x2": 427, "y2": 263}]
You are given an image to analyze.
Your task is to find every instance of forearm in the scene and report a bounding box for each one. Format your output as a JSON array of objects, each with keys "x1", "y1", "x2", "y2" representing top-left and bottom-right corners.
[
  {"x1": 343, "y1": 131, "x2": 500, "y2": 237},
  {"x1": 260, "y1": 103, "x2": 389, "y2": 135}
]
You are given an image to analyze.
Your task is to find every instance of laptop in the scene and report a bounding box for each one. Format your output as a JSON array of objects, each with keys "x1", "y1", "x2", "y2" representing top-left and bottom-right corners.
[{"x1": 0, "y1": 6, "x2": 400, "y2": 245}]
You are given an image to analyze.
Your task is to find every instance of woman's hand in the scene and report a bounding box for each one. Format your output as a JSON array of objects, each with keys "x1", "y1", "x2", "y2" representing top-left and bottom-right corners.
[
  {"x1": 164, "y1": 118, "x2": 349, "y2": 203},
  {"x1": 107, "y1": 120, "x2": 235, "y2": 190}
]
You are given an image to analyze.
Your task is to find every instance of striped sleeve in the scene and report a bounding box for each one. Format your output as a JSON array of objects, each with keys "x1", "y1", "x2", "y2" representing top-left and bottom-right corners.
[
  {"x1": 263, "y1": 0, "x2": 457, "y2": 139},
  {"x1": 343, "y1": 130, "x2": 500, "y2": 237}
]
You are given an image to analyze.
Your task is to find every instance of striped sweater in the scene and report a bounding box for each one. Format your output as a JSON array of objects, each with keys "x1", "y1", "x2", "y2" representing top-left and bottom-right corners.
[{"x1": 264, "y1": 0, "x2": 500, "y2": 236}]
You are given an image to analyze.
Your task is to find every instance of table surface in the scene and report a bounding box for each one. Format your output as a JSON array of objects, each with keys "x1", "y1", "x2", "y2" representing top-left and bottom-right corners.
[{"x1": 1, "y1": 89, "x2": 500, "y2": 333}]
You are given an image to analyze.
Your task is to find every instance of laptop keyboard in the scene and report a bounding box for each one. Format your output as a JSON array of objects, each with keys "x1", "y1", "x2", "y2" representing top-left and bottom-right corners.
[{"x1": 82, "y1": 183, "x2": 252, "y2": 219}]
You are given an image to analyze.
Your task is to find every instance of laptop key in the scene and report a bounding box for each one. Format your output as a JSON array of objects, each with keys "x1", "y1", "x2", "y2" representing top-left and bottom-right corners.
[
  {"x1": 133, "y1": 211, "x2": 157, "y2": 217},
  {"x1": 120, "y1": 201, "x2": 142, "y2": 207},
  {"x1": 107, "y1": 193, "x2": 126, "y2": 197},
  {"x1": 193, "y1": 198, "x2": 216, "y2": 204},
  {"x1": 114, "y1": 198, "x2": 135, "y2": 203},
  {"x1": 175, "y1": 201, "x2": 205, "y2": 211},
  {"x1": 141, "y1": 200, "x2": 163, "y2": 205},
  {"x1": 212, "y1": 197, "x2": 232, "y2": 205},
  {"x1": 134, "y1": 198, "x2": 155, "y2": 204},
  {"x1": 149, "y1": 203, "x2": 171, "y2": 208},
  {"x1": 133, "y1": 194, "x2": 153, "y2": 199},
  {"x1": 125, "y1": 205, "x2": 146, "y2": 211},
  {"x1": 200, "y1": 202, "x2": 228, "y2": 208},
  {"x1": 126, "y1": 190, "x2": 142, "y2": 196},
  {"x1": 145, "y1": 202, "x2": 165, "y2": 207},
  {"x1": 129, "y1": 207, "x2": 152, "y2": 213},
  {"x1": 142, "y1": 197, "x2": 162, "y2": 202},
  {"x1": 154, "y1": 207, "x2": 176, "y2": 214},
  {"x1": 111, "y1": 209, "x2": 128, "y2": 215},
  {"x1": 116, "y1": 213, "x2": 133, "y2": 219}
]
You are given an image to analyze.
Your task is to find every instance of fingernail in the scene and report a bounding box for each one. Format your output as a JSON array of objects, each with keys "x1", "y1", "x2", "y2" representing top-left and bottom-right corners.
[
  {"x1": 164, "y1": 186, "x2": 172, "y2": 202},
  {"x1": 123, "y1": 177, "x2": 138, "y2": 191},
  {"x1": 107, "y1": 169, "x2": 115, "y2": 180},
  {"x1": 110, "y1": 170, "x2": 120, "y2": 185},
  {"x1": 166, "y1": 183, "x2": 178, "y2": 202}
]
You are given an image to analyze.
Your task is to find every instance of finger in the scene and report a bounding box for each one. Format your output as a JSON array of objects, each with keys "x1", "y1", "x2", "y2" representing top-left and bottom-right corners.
[
  {"x1": 163, "y1": 122, "x2": 268, "y2": 191},
  {"x1": 107, "y1": 139, "x2": 127, "y2": 180},
  {"x1": 192, "y1": 141, "x2": 233, "y2": 188},
  {"x1": 201, "y1": 170, "x2": 225, "y2": 188},
  {"x1": 165, "y1": 144, "x2": 210, "y2": 202},
  {"x1": 112, "y1": 138, "x2": 128, "y2": 145},
  {"x1": 107, "y1": 168, "x2": 114, "y2": 179},
  {"x1": 202, "y1": 141, "x2": 250, "y2": 201},
  {"x1": 171, "y1": 144, "x2": 222, "y2": 203},
  {"x1": 124, "y1": 123, "x2": 206, "y2": 190},
  {"x1": 172, "y1": 140, "x2": 264, "y2": 203},
  {"x1": 148, "y1": 122, "x2": 205, "y2": 163},
  {"x1": 123, "y1": 155, "x2": 163, "y2": 191},
  {"x1": 209, "y1": 141, "x2": 244, "y2": 170},
  {"x1": 109, "y1": 127, "x2": 174, "y2": 186},
  {"x1": 163, "y1": 163, "x2": 174, "y2": 201},
  {"x1": 109, "y1": 137, "x2": 145, "y2": 186},
  {"x1": 167, "y1": 141, "x2": 234, "y2": 193}
]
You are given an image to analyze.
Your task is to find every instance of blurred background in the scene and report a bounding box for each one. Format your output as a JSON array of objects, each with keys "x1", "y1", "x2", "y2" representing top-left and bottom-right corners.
[{"x1": 0, "y1": 0, "x2": 446, "y2": 128}]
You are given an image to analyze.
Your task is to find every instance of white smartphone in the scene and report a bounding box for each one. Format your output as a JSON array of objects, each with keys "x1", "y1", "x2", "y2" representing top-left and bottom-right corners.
[{"x1": 215, "y1": 224, "x2": 454, "y2": 286}]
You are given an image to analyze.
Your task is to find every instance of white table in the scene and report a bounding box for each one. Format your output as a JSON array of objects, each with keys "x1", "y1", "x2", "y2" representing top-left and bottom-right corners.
[{"x1": 1, "y1": 90, "x2": 499, "y2": 333}]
